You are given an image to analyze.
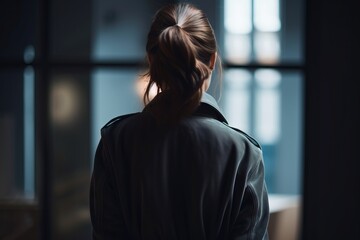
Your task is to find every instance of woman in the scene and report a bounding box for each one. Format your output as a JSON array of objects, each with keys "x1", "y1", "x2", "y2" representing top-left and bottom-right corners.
[{"x1": 90, "y1": 3, "x2": 269, "y2": 239}]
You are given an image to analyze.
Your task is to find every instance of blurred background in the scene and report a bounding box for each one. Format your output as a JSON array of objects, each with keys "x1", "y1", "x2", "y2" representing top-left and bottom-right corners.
[{"x1": 0, "y1": 0, "x2": 359, "y2": 239}]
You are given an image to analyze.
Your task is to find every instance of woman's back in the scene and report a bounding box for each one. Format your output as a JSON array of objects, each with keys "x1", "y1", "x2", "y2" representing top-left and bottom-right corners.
[{"x1": 91, "y1": 93, "x2": 269, "y2": 239}]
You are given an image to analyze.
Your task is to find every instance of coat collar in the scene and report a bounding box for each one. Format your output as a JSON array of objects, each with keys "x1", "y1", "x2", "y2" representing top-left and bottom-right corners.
[
  {"x1": 195, "y1": 92, "x2": 228, "y2": 124},
  {"x1": 142, "y1": 91, "x2": 227, "y2": 124}
]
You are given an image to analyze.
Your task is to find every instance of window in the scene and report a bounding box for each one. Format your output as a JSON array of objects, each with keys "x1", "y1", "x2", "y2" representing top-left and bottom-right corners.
[
  {"x1": 0, "y1": 0, "x2": 305, "y2": 239},
  {"x1": 222, "y1": 0, "x2": 304, "y2": 195}
]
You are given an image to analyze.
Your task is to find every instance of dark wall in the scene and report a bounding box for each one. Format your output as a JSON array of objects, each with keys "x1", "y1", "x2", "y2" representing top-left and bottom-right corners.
[{"x1": 303, "y1": 0, "x2": 360, "y2": 239}]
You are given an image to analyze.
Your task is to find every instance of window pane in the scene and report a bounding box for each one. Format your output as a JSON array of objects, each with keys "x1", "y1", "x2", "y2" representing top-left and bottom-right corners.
[
  {"x1": 225, "y1": 0, "x2": 252, "y2": 34},
  {"x1": 50, "y1": 0, "x2": 92, "y2": 60},
  {"x1": 254, "y1": 0, "x2": 281, "y2": 32},
  {"x1": 49, "y1": 0, "x2": 156, "y2": 61},
  {"x1": 220, "y1": 69, "x2": 303, "y2": 194},
  {"x1": 254, "y1": 69, "x2": 281, "y2": 144},
  {"x1": 49, "y1": 70, "x2": 92, "y2": 239},
  {"x1": 254, "y1": 32, "x2": 281, "y2": 64},
  {"x1": 0, "y1": 1, "x2": 37, "y2": 61},
  {"x1": 0, "y1": 68, "x2": 36, "y2": 200},
  {"x1": 223, "y1": 0, "x2": 304, "y2": 63},
  {"x1": 222, "y1": 69, "x2": 252, "y2": 132},
  {"x1": 91, "y1": 0, "x2": 156, "y2": 61},
  {"x1": 225, "y1": 34, "x2": 252, "y2": 64},
  {"x1": 91, "y1": 68, "x2": 143, "y2": 156}
]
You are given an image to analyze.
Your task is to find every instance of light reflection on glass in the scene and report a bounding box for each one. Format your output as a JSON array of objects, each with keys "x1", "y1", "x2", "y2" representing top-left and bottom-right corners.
[
  {"x1": 225, "y1": 33, "x2": 251, "y2": 64},
  {"x1": 50, "y1": 78, "x2": 82, "y2": 126},
  {"x1": 254, "y1": 32, "x2": 281, "y2": 64},
  {"x1": 223, "y1": 69, "x2": 252, "y2": 132},
  {"x1": 224, "y1": 0, "x2": 281, "y2": 63},
  {"x1": 224, "y1": 0, "x2": 252, "y2": 34},
  {"x1": 254, "y1": 69, "x2": 281, "y2": 144},
  {"x1": 24, "y1": 66, "x2": 35, "y2": 199},
  {"x1": 23, "y1": 45, "x2": 35, "y2": 64},
  {"x1": 254, "y1": 0, "x2": 281, "y2": 32}
]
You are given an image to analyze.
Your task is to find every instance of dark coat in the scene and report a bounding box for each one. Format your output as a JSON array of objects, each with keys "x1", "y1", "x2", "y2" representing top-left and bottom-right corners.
[{"x1": 90, "y1": 92, "x2": 269, "y2": 239}]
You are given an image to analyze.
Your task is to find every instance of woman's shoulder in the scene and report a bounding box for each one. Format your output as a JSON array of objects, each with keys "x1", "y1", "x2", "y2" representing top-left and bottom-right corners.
[
  {"x1": 225, "y1": 124, "x2": 262, "y2": 150},
  {"x1": 211, "y1": 119, "x2": 262, "y2": 151},
  {"x1": 184, "y1": 117, "x2": 262, "y2": 150},
  {"x1": 100, "y1": 112, "x2": 141, "y2": 136},
  {"x1": 102, "y1": 112, "x2": 140, "y2": 129}
]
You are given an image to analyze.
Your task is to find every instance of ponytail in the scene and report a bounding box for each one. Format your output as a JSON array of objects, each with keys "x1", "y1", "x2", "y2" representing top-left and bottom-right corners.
[{"x1": 144, "y1": 3, "x2": 217, "y2": 122}]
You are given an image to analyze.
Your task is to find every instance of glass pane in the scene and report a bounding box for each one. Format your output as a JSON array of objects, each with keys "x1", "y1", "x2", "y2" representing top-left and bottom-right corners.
[
  {"x1": 91, "y1": 68, "x2": 143, "y2": 156},
  {"x1": 225, "y1": 0, "x2": 252, "y2": 34},
  {"x1": 0, "y1": 1, "x2": 37, "y2": 61},
  {"x1": 50, "y1": 0, "x2": 92, "y2": 60},
  {"x1": 254, "y1": 32, "x2": 281, "y2": 64},
  {"x1": 0, "y1": 68, "x2": 36, "y2": 200},
  {"x1": 49, "y1": 70, "x2": 92, "y2": 239},
  {"x1": 223, "y1": 0, "x2": 304, "y2": 64},
  {"x1": 0, "y1": 67, "x2": 38, "y2": 239},
  {"x1": 49, "y1": 0, "x2": 156, "y2": 61},
  {"x1": 254, "y1": 0, "x2": 281, "y2": 32},
  {"x1": 219, "y1": 69, "x2": 304, "y2": 195},
  {"x1": 91, "y1": 0, "x2": 156, "y2": 61}
]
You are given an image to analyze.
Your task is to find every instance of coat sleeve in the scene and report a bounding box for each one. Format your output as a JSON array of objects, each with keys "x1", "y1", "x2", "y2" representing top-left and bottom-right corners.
[
  {"x1": 230, "y1": 154, "x2": 270, "y2": 240},
  {"x1": 89, "y1": 139, "x2": 128, "y2": 239}
]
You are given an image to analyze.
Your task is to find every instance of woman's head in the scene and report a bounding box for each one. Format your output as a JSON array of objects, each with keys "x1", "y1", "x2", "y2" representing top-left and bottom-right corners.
[{"x1": 144, "y1": 3, "x2": 220, "y2": 120}]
